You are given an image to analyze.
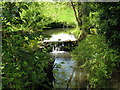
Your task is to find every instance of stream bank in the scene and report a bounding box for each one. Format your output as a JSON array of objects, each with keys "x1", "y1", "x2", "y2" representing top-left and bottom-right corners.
[
  {"x1": 43, "y1": 28, "x2": 88, "y2": 88},
  {"x1": 43, "y1": 28, "x2": 120, "y2": 89}
]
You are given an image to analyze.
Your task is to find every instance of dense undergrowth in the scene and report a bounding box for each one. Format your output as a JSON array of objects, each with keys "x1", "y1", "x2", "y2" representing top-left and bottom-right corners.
[
  {"x1": 2, "y1": 2, "x2": 75, "y2": 89},
  {"x1": 72, "y1": 35, "x2": 120, "y2": 88},
  {"x1": 71, "y1": 2, "x2": 120, "y2": 88},
  {"x1": 1, "y1": 2, "x2": 57, "y2": 89},
  {"x1": 2, "y1": 30, "x2": 54, "y2": 89},
  {"x1": 1, "y1": 2, "x2": 120, "y2": 89}
]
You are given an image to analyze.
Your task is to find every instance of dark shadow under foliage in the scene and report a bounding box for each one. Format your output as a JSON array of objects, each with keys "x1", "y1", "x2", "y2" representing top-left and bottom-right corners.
[{"x1": 2, "y1": 31, "x2": 54, "y2": 89}]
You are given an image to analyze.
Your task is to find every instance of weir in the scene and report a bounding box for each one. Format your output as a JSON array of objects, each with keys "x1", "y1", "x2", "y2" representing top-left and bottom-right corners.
[
  {"x1": 42, "y1": 33, "x2": 78, "y2": 52},
  {"x1": 41, "y1": 31, "x2": 119, "y2": 88},
  {"x1": 48, "y1": 39, "x2": 87, "y2": 88},
  {"x1": 41, "y1": 32, "x2": 88, "y2": 88},
  {"x1": 42, "y1": 41, "x2": 78, "y2": 52}
]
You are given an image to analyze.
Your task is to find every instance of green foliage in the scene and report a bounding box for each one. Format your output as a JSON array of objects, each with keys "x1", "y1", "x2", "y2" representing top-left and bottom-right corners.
[
  {"x1": 41, "y1": 2, "x2": 76, "y2": 28},
  {"x1": 2, "y1": 2, "x2": 76, "y2": 30},
  {"x1": 2, "y1": 2, "x2": 55, "y2": 89},
  {"x1": 72, "y1": 2, "x2": 120, "y2": 88},
  {"x1": 2, "y1": 30, "x2": 53, "y2": 89},
  {"x1": 2, "y1": 2, "x2": 54, "y2": 31},
  {"x1": 90, "y1": 28, "x2": 97, "y2": 34},
  {"x1": 2, "y1": 2, "x2": 120, "y2": 89},
  {"x1": 72, "y1": 35, "x2": 120, "y2": 88},
  {"x1": 69, "y1": 28, "x2": 81, "y2": 39},
  {"x1": 88, "y1": 2, "x2": 120, "y2": 50}
]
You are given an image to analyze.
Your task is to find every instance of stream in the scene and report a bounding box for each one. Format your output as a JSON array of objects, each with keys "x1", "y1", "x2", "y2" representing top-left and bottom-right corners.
[
  {"x1": 51, "y1": 51, "x2": 88, "y2": 88},
  {"x1": 43, "y1": 28, "x2": 120, "y2": 89},
  {"x1": 44, "y1": 28, "x2": 88, "y2": 88}
]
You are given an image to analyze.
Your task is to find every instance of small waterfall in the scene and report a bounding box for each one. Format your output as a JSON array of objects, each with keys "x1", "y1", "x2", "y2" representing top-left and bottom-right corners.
[
  {"x1": 43, "y1": 33, "x2": 78, "y2": 53},
  {"x1": 52, "y1": 44, "x2": 60, "y2": 52},
  {"x1": 51, "y1": 42, "x2": 65, "y2": 54},
  {"x1": 51, "y1": 41, "x2": 77, "y2": 54}
]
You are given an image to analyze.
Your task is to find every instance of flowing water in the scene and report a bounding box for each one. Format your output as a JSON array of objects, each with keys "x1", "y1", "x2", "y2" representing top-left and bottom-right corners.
[
  {"x1": 43, "y1": 28, "x2": 120, "y2": 89},
  {"x1": 44, "y1": 28, "x2": 88, "y2": 88},
  {"x1": 51, "y1": 50, "x2": 88, "y2": 88}
]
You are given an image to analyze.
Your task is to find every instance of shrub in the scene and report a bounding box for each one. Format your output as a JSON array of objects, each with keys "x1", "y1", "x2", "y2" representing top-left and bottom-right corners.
[
  {"x1": 2, "y1": 30, "x2": 53, "y2": 89},
  {"x1": 72, "y1": 35, "x2": 120, "y2": 88}
]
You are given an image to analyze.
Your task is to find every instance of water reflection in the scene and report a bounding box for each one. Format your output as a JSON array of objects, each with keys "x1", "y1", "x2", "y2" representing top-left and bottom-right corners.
[
  {"x1": 45, "y1": 28, "x2": 120, "y2": 88},
  {"x1": 52, "y1": 51, "x2": 88, "y2": 88},
  {"x1": 44, "y1": 33, "x2": 77, "y2": 42}
]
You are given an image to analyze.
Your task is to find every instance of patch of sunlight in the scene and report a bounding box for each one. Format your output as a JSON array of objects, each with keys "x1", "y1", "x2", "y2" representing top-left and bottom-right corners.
[{"x1": 44, "y1": 33, "x2": 77, "y2": 42}]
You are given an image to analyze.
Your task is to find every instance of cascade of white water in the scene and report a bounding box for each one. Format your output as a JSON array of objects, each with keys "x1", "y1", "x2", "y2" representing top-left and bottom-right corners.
[
  {"x1": 52, "y1": 44, "x2": 61, "y2": 52},
  {"x1": 52, "y1": 45, "x2": 55, "y2": 52},
  {"x1": 51, "y1": 42, "x2": 65, "y2": 54},
  {"x1": 61, "y1": 42, "x2": 64, "y2": 51}
]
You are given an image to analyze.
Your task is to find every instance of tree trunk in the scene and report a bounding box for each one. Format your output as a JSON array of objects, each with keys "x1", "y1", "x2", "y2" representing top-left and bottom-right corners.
[
  {"x1": 70, "y1": 2, "x2": 81, "y2": 29},
  {"x1": 77, "y1": 2, "x2": 82, "y2": 28},
  {"x1": 70, "y1": 2, "x2": 87, "y2": 41}
]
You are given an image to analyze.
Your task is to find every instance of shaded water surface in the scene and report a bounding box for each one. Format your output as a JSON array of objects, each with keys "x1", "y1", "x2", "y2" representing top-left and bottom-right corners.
[
  {"x1": 51, "y1": 51, "x2": 88, "y2": 88},
  {"x1": 44, "y1": 28, "x2": 88, "y2": 88},
  {"x1": 44, "y1": 28, "x2": 120, "y2": 89}
]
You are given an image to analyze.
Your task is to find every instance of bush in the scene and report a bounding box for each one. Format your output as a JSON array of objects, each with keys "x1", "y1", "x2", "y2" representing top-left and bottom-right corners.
[
  {"x1": 2, "y1": 30, "x2": 53, "y2": 89},
  {"x1": 72, "y1": 35, "x2": 120, "y2": 88}
]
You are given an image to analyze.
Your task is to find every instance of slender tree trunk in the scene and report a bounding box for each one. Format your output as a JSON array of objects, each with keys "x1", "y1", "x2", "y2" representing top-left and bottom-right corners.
[
  {"x1": 70, "y1": 2, "x2": 87, "y2": 41},
  {"x1": 78, "y1": 2, "x2": 87, "y2": 40},
  {"x1": 77, "y1": 2, "x2": 82, "y2": 28},
  {"x1": 70, "y1": 2, "x2": 80, "y2": 29}
]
